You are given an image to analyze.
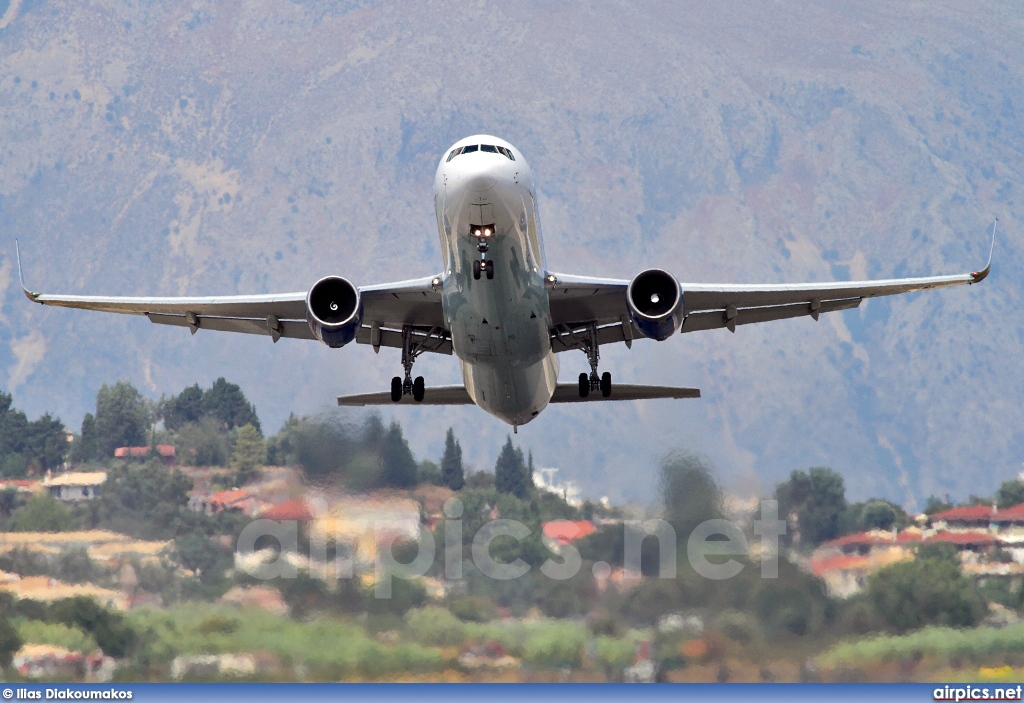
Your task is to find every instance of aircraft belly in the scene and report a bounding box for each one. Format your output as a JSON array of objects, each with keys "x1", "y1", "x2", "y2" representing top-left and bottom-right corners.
[{"x1": 440, "y1": 173, "x2": 556, "y2": 425}]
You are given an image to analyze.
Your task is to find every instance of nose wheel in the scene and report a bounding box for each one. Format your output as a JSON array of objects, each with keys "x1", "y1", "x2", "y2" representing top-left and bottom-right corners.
[
  {"x1": 473, "y1": 259, "x2": 494, "y2": 280},
  {"x1": 577, "y1": 323, "x2": 612, "y2": 398}
]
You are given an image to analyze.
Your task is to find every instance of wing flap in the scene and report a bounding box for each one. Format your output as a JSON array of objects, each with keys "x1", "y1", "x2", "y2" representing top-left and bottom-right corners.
[
  {"x1": 147, "y1": 313, "x2": 316, "y2": 341},
  {"x1": 681, "y1": 297, "x2": 862, "y2": 333}
]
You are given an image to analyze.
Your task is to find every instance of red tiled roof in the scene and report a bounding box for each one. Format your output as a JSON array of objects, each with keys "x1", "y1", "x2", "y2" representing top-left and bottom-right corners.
[
  {"x1": 809, "y1": 554, "x2": 872, "y2": 576},
  {"x1": 896, "y1": 529, "x2": 923, "y2": 542},
  {"x1": 209, "y1": 489, "x2": 252, "y2": 506},
  {"x1": 993, "y1": 503, "x2": 1024, "y2": 522},
  {"x1": 113, "y1": 444, "x2": 176, "y2": 459},
  {"x1": 542, "y1": 520, "x2": 597, "y2": 545},
  {"x1": 927, "y1": 530, "x2": 997, "y2": 546},
  {"x1": 0, "y1": 480, "x2": 38, "y2": 488},
  {"x1": 261, "y1": 499, "x2": 313, "y2": 522},
  {"x1": 930, "y1": 505, "x2": 995, "y2": 522},
  {"x1": 824, "y1": 532, "x2": 893, "y2": 549}
]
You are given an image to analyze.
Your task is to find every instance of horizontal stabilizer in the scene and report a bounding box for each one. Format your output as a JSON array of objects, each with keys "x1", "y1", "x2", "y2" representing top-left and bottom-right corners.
[
  {"x1": 338, "y1": 386, "x2": 472, "y2": 406},
  {"x1": 550, "y1": 384, "x2": 700, "y2": 402},
  {"x1": 337, "y1": 383, "x2": 699, "y2": 406}
]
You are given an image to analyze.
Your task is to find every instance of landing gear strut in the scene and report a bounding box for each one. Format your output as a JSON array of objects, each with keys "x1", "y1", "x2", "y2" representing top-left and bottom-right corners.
[
  {"x1": 391, "y1": 325, "x2": 427, "y2": 403},
  {"x1": 471, "y1": 225, "x2": 495, "y2": 280},
  {"x1": 578, "y1": 322, "x2": 612, "y2": 398}
]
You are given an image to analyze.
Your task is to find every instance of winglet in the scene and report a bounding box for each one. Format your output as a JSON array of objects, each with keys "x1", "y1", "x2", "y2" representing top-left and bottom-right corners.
[
  {"x1": 971, "y1": 219, "x2": 997, "y2": 283},
  {"x1": 15, "y1": 240, "x2": 40, "y2": 302}
]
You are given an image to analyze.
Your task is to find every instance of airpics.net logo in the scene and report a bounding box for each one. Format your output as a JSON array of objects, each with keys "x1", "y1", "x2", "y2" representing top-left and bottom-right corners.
[
  {"x1": 934, "y1": 684, "x2": 1023, "y2": 701},
  {"x1": 233, "y1": 498, "x2": 786, "y2": 598}
]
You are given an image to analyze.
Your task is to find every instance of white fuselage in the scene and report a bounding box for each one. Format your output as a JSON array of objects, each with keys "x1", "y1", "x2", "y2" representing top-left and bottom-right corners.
[{"x1": 433, "y1": 135, "x2": 558, "y2": 426}]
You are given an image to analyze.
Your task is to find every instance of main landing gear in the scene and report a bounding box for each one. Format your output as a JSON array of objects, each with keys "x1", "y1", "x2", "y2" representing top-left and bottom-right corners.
[
  {"x1": 577, "y1": 322, "x2": 612, "y2": 398},
  {"x1": 391, "y1": 325, "x2": 427, "y2": 402}
]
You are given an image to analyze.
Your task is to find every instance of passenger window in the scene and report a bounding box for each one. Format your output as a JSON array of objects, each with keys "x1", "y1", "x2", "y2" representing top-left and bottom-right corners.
[
  {"x1": 462, "y1": 144, "x2": 478, "y2": 154},
  {"x1": 481, "y1": 144, "x2": 498, "y2": 153}
]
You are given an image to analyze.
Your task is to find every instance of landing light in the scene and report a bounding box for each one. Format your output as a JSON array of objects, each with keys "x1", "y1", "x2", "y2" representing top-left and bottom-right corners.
[{"x1": 650, "y1": 294, "x2": 660, "y2": 304}]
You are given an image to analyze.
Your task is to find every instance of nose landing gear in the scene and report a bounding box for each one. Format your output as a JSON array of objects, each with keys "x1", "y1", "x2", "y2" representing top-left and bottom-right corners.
[
  {"x1": 471, "y1": 225, "x2": 495, "y2": 280},
  {"x1": 578, "y1": 322, "x2": 612, "y2": 398},
  {"x1": 472, "y1": 259, "x2": 495, "y2": 280}
]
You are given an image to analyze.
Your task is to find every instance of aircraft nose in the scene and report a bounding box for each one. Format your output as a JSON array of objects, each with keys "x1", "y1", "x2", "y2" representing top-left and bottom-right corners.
[{"x1": 464, "y1": 172, "x2": 496, "y2": 193}]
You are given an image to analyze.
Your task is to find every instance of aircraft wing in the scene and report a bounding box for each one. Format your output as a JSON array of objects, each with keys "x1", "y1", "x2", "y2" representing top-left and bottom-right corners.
[
  {"x1": 548, "y1": 224, "x2": 995, "y2": 350},
  {"x1": 17, "y1": 244, "x2": 447, "y2": 351}
]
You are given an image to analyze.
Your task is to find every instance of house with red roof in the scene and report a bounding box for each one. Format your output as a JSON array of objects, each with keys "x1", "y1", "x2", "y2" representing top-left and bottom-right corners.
[
  {"x1": 114, "y1": 444, "x2": 176, "y2": 466},
  {"x1": 929, "y1": 504, "x2": 996, "y2": 532},
  {"x1": 261, "y1": 499, "x2": 314, "y2": 522},
  {"x1": 542, "y1": 520, "x2": 596, "y2": 547}
]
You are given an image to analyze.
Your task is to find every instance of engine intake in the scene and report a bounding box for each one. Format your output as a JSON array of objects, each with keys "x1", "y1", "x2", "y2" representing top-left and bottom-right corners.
[
  {"x1": 306, "y1": 276, "x2": 362, "y2": 348},
  {"x1": 626, "y1": 268, "x2": 683, "y2": 341}
]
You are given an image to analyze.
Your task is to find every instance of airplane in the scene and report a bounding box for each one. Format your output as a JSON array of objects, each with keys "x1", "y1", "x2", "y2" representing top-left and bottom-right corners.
[{"x1": 18, "y1": 134, "x2": 995, "y2": 431}]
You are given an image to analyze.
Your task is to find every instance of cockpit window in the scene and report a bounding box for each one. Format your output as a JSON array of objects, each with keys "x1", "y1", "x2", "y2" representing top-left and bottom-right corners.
[{"x1": 446, "y1": 143, "x2": 515, "y2": 163}]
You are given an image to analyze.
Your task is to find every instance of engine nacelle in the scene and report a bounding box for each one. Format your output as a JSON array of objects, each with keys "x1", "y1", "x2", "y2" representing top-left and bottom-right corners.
[
  {"x1": 626, "y1": 268, "x2": 683, "y2": 341},
  {"x1": 306, "y1": 276, "x2": 362, "y2": 348}
]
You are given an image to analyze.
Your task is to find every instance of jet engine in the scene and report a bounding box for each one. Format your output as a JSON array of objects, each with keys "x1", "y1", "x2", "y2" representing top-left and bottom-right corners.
[
  {"x1": 626, "y1": 268, "x2": 683, "y2": 341},
  {"x1": 306, "y1": 276, "x2": 362, "y2": 348}
]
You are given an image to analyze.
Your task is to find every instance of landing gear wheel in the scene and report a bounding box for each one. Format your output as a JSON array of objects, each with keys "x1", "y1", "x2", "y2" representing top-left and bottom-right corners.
[
  {"x1": 390, "y1": 377, "x2": 402, "y2": 402},
  {"x1": 413, "y1": 376, "x2": 425, "y2": 402},
  {"x1": 485, "y1": 260, "x2": 495, "y2": 280},
  {"x1": 600, "y1": 371, "x2": 612, "y2": 398},
  {"x1": 473, "y1": 260, "x2": 481, "y2": 280},
  {"x1": 578, "y1": 372, "x2": 590, "y2": 398}
]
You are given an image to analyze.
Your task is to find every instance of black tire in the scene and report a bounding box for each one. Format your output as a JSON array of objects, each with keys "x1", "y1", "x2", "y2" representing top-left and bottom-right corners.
[
  {"x1": 485, "y1": 260, "x2": 495, "y2": 280},
  {"x1": 601, "y1": 371, "x2": 612, "y2": 398},
  {"x1": 578, "y1": 372, "x2": 590, "y2": 398},
  {"x1": 473, "y1": 260, "x2": 481, "y2": 280},
  {"x1": 390, "y1": 377, "x2": 402, "y2": 402},
  {"x1": 413, "y1": 376, "x2": 425, "y2": 402}
]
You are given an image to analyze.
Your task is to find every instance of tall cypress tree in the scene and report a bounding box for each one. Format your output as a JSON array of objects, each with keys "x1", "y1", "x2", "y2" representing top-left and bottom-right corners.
[
  {"x1": 440, "y1": 428, "x2": 464, "y2": 491},
  {"x1": 379, "y1": 421, "x2": 418, "y2": 488},
  {"x1": 495, "y1": 436, "x2": 530, "y2": 499}
]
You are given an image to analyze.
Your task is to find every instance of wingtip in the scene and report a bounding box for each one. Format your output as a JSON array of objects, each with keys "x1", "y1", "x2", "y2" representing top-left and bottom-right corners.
[
  {"x1": 970, "y1": 219, "x2": 997, "y2": 283},
  {"x1": 14, "y1": 240, "x2": 39, "y2": 302}
]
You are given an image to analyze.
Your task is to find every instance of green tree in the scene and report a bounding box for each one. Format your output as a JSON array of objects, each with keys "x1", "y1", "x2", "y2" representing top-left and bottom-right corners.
[
  {"x1": 380, "y1": 421, "x2": 418, "y2": 488},
  {"x1": 175, "y1": 416, "x2": 229, "y2": 466},
  {"x1": 0, "y1": 393, "x2": 68, "y2": 473},
  {"x1": 72, "y1": 413, "x2": 99, "y2": 463},
  {"x1": 232, "y1": 423, "x2": 266, "y2": 470},
  {"x1": 495, "y1": 437, "x2": 530, "y2": 499},
  {"x1": 440, "y1": 428, "x2": 465, "y2": 491},
  {"x1": 23, "y1": 413, "x2": 68, "y2": 471},
  {"x1": 776, "y1": 467, "x2": 847, "y2": 547},
  {"x1": 868, "y1": 551, "x2": 985, "y2": 633},
  {"x1": 162, "y1": 384, "x2": 204, "y2": 431},
  {"x1": 997, "y1": 480, "x2": 1024, "y2": 509},
  {"x1": 47, "y1": 597, "x2": 136, "y2": 658},
  {"x1": 98, "y1": 462, "x2": 194, "y2": 538},
  {"x1": 95, "y1": 381, "x2": 150, "y2": 457},
  {"x1": 11, "y1": 493, "x2": 76, "y2": 532},
  {"x1": 661, "y1": 452, "x2": 722, "y2": 534},
  {"x1": 0, "y1": 616, "x2": 22, "y2": 668},
  {"x1": 845, "y1": 499, "x2": 909, "y2": 533},
  {"x1": 202, "y1": 377, "x2": 261, "y2": 433}
]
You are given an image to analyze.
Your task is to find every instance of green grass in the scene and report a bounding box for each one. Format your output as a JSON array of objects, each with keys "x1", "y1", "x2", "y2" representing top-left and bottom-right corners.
[
  {"x1": 128, "y1": 604, "x2": 442, "y2": 678},
  {"x1": 819, "y1": 622, "x2": 1024, "y2": 668},
  {"x1": 15, "y1": 619, "x2": 98, "y2": 654}
]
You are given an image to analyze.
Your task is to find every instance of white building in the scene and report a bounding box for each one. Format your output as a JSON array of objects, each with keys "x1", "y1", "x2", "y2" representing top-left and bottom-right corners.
[{"x1": 43, "y1": 471, "x2": 106, "y2": 501}]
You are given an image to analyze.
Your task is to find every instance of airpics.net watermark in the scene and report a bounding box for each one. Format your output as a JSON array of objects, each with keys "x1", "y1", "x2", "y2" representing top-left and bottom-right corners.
[{"x1": 234, "y1": 499, "x2": 786, "y2": 598}]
